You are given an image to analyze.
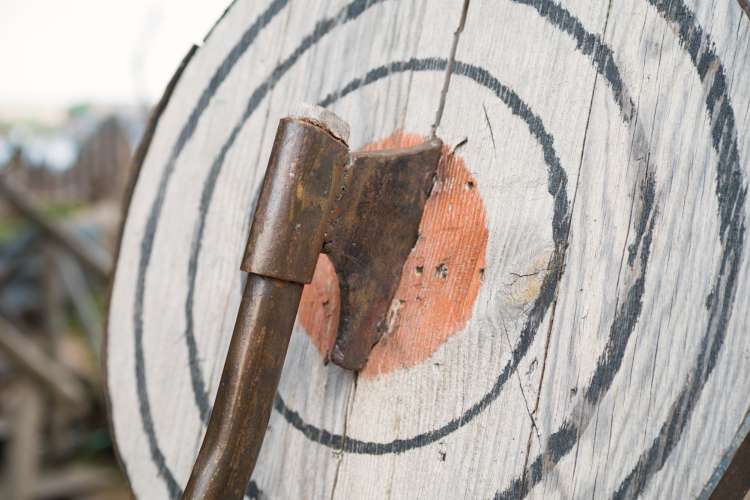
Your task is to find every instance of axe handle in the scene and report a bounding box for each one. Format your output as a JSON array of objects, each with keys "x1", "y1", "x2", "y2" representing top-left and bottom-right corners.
[
  {"x1": 183, "y1": 113, "x2": 348, "y2": 500},
  {"x1": 183, "y1": 274, "x2": 302, "y2": 499}
]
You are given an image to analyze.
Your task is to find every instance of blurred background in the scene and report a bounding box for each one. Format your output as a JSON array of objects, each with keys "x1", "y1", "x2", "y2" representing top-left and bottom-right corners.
[{"x1": 0, "y1": 1, "x2": 230, "y2": 498}]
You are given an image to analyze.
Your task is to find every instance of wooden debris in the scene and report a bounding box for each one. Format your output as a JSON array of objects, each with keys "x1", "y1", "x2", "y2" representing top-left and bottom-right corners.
[
  {"x1": 3, "y1": 380, "x2": 43, "y2": 500},
  {"x1": 0, "y1": 316, "x2": 86, "y2": 407},
  {"x1": 0, "y1": 176, "x2": 112, "y2": 279}
]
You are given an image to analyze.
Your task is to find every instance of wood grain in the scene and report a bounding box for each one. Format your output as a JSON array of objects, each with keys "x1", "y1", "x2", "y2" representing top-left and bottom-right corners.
[{"x1": 106, "y1": 0, "x2": 750, "y2": 498}]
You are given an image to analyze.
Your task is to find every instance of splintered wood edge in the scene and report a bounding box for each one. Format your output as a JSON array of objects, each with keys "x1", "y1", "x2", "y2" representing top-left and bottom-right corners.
[{"x1": 289, "y1": 103, "x2": 351, "y2": 144}]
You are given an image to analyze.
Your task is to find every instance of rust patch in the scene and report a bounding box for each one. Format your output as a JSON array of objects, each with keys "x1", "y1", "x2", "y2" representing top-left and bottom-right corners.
[{"x1": 298, "y1": 131, "x2": 489, "y2": 376}]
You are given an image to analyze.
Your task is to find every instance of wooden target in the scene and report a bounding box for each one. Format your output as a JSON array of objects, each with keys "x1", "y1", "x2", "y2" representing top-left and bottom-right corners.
[{"x1": 106, "y1": 0, "x2": 750, "y2": 498}]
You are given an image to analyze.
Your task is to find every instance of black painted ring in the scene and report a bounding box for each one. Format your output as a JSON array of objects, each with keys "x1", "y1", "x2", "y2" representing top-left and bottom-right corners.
[
  {"x1": 134, "y1": 0, "x2": 637, "y2": 494},
  {"x1": 129, "y1": 1, "x2": 393, "y2": 496},
  {"x1": 496, "y1": 1, "x2": 746, "y2": 499},
  {"x1": 272, "y1": 57, "x2": 571, "y2": 456},
  {"x1": 126, "y1": 2, "x2": 744, "y2": 496}
]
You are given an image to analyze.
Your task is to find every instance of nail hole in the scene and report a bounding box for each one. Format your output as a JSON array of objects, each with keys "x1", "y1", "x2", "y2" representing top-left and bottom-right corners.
[
  {"x1": 435, "y1": 263, "x2": 448, "y2": 279},
  {"x1": 465, "y1": 180, "x2": 475, "y2": 190},
  {"x1": 415, "y1": 266, "x2": 424, "y2": 275}
]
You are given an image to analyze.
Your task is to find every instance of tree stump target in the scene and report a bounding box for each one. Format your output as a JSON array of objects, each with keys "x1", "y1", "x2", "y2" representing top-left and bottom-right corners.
[{"x1": 105, "y1": 1, "x2": 750, "y2": 498}]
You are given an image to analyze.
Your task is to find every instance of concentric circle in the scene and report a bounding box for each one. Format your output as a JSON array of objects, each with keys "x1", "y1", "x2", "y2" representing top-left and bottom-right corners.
[{"x1": 109, "y1": 0, "x2": 746, "y2": 498}]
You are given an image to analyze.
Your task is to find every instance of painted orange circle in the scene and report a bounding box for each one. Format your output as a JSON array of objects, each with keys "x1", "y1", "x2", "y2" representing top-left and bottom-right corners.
[{"x1": 297, "y1": 131, "x2": 488, "y2": 378}]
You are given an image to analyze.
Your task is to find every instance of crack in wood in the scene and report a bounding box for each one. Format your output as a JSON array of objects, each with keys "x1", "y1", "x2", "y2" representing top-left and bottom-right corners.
[
  {"x1": 431, "y1": 0, "x2": 471, "y2": 137},
  {"x1": 329, "y1": 374, "x2": 357, "y2": 500},
  {"x1": 501, "y1": 316, "x2": 542, "y2": 445},
  {"x1": 482, "y1": 102, "x2": 497, "y2": 154},
  {"x1": 327, "y1": 3, "x2": 472, "y2": 499},
  {"x1": 518, "y1": 0, "x2": 617, "y2": 492}
]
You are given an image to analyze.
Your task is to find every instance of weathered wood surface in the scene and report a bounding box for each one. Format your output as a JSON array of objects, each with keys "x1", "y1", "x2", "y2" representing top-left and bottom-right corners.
[{"x1": 106, "y1": 0, "x2": 750, "y2": 498}]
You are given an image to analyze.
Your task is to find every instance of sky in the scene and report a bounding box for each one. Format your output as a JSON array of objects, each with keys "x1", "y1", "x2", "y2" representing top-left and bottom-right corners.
[{"x1": 0, "y1": 0, "x2": 231, "y2": 117}]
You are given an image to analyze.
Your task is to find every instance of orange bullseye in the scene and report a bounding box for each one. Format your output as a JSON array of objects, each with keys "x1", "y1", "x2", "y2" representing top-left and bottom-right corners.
[{"x1": 298, "y1": 131, "x2": 488, "y2": 377}]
